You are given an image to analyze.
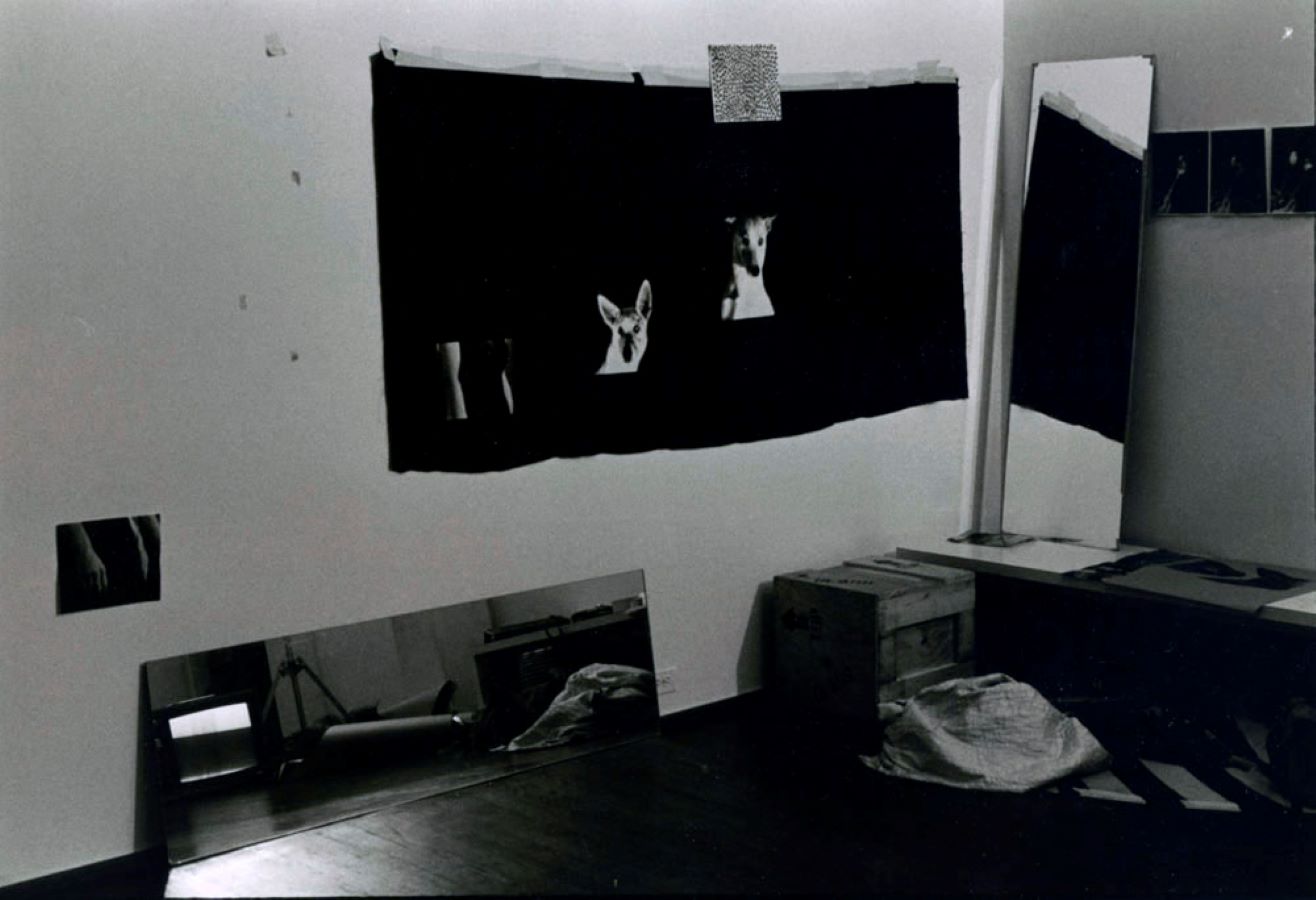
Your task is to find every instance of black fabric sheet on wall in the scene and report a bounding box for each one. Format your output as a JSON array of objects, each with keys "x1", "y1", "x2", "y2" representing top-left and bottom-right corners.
[
  {"x1": 1009, "y1": 103, "x2": 1143, "y2": 444},
  {"x1": 371, "y1": 55, "x2": 967, "y2": 472}
]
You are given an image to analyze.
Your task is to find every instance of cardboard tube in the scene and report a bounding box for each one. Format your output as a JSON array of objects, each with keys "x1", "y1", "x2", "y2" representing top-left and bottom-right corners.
[{"x1": 313, "y1": 715, "x2": 459, "y2": 769}]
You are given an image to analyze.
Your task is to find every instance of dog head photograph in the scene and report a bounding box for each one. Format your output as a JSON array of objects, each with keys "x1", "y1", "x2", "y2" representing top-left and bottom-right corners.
[
  {"x1": 721, "y1": 214, "x2": 776, "y2": 320},
  {"x1": 596, "y1": 279, "x2": 653, "y2": 375},
  {"x1": 728, "y1": 214, "x2": 774, "y2": 278}
]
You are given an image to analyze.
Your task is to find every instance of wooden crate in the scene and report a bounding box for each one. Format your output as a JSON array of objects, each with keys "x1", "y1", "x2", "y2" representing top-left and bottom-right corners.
[{"x1": 770, "y1": 555, "x2": 974, "y2": 718}]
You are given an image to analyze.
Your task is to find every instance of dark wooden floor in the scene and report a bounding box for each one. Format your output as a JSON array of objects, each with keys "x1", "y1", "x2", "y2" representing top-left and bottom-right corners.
[{"x1": 12, "y1": 694, "x2": 1316, "y2": 896}]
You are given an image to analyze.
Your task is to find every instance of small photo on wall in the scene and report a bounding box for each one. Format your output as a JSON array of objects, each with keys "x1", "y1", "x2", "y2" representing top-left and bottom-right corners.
[
  {"x1": 1150, "y1": 131, "x2": 1208, "y2": 215},
  {"x1": 1271, "y1": 125, "x2": 1315, "y2": 214},
  {"x1": 1209, "y1": 129, "x2": 1267, "y2": 214},
  {"x1": 56, "y1": 514, "x2": 161, "y2": 615}
]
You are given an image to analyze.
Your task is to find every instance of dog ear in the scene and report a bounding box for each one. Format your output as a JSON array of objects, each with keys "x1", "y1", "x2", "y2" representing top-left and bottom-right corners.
[
  {"x1": 765, "y1": 214, "x2": 776, "y2": 231},
  {"x1": 635, "y1": 280, "x2": 653, "y2": 319},
  {"x1": 724, "y1": 216, "x2": 736, "y2": 228},
  {"x1": 597, "y1": 294, "x2": 620, "y2": 326}
]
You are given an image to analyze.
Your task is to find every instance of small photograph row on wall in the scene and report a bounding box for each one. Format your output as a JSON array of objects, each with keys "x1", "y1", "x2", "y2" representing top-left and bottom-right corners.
[{"x1": 1151, "y1": 125, "x2": 1314, "y2": 216}]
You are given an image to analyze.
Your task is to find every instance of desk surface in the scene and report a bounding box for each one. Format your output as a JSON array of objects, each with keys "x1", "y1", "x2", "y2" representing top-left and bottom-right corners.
[
  {"x1": 896, "y1": 535, "x2": 1316, "y2": 628},
  {"x1": 896, "y1": 535, "x2": 1149, "y2": 577}
]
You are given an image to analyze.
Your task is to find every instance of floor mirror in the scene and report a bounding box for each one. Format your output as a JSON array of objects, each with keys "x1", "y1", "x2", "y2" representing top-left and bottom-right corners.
[
  {"x1": 1002, "y1": 56, "x2": 1154, "y2": 548},
  {"x1": 144, "y1": 570, "x2": 656, "y2": 864}
]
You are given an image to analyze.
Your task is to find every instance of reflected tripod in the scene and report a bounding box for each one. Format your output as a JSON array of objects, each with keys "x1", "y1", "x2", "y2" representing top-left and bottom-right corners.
[{"x1": 260, "y1": 637, "x2": 350, "y2": 736}]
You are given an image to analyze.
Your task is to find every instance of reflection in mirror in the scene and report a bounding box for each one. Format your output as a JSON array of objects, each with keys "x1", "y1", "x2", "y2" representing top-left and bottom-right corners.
[
  {"x1": 144, "y1": 570, "x2": 656, "y2": 864},
  {"x1": 1003, "y1": 57, "x2": 1154, "y2": 549}
]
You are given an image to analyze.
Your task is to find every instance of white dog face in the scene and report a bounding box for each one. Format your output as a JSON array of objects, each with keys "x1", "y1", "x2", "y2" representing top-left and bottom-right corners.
[
  {"x1": 597, "y1": 279, "x2": 653, "y2": 371},
  {"x1": 726, "y1": 214, "x2": 776, "y2": 277}
]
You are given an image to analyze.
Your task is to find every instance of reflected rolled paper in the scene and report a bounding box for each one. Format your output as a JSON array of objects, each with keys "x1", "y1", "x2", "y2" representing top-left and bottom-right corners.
[{"x1": 312, "y1": 715, "x2": 461, "y2": 770}]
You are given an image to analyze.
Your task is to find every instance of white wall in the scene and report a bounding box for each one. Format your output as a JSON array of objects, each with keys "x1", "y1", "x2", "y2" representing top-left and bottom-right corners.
[
  {"x1": 0, "y1": 0, "x2": 1002, "y2": 884},
  {"x1": 989, "y1": 0, "x2": 1316, "y2": 566}
]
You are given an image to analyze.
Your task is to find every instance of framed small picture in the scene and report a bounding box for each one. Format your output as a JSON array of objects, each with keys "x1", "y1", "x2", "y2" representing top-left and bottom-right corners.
[
  {"x1": 1150, "y1": 131, "x2": 1209, "y2": 215},
  {"x1": 1209, "y1": 129, "x2": 1266, "y2": 215},
  {"x1": 56, "y1": 514, "x2": 161, "y2": 615},
  {"x1": 1270, "y1": 125, "x2": 1315, "y2": 214}
]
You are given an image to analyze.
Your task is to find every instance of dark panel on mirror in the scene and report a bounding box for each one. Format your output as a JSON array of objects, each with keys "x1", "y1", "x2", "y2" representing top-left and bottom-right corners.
[{"x1": 1010, "y1": 101, "x2": 1144, "y2": 443}]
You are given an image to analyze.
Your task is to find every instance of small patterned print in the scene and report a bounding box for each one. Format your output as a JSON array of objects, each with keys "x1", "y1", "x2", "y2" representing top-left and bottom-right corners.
[{"x1": 708, "y1": 44, "x2": 781, "y2": 124}]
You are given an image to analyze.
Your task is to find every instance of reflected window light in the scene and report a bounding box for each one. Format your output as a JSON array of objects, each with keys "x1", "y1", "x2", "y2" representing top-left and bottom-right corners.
[{"x1": 169, "y1": 702, "x2": 258, "y2": 784}]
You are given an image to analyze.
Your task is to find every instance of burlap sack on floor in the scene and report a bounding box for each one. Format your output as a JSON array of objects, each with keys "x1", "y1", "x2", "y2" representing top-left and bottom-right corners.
[{"x1": 862, "y1": 673, "x2": 1110, "y2": 792}]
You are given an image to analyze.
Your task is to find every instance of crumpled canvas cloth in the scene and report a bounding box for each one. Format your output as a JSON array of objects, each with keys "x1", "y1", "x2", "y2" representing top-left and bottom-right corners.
[
  {"x1": 506, "y1": 663, "x2": 655, "y2": 751},
  {"x1": 861, "y1": 673, "x2": 1110, "y2": 792}
]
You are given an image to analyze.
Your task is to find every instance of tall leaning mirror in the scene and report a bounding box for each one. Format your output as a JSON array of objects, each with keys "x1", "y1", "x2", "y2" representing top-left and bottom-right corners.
[{"x1": 1002, "y1": 56, "x2": 1154, "y2": 549}]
